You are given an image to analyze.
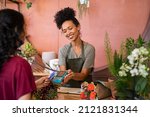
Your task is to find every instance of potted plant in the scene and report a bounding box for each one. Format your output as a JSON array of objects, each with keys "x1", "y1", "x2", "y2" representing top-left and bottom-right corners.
[
  {"x1": 17, "y1": 40, "x2": 37, "y2": 64},
  {"x1": 77, "y1": 0, "x2": 90, "y2": 18},
  {"x1": 11, "y1": 0, "x2": 32, "y2": 9},
  {"x1": 33, "y1": 84, "x2": 58, "y2": 100},
  {"x1": 104, "y1": 33, "x2": 150, "y2": 99}
]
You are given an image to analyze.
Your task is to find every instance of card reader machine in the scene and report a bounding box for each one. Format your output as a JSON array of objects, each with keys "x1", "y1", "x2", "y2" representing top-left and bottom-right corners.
[{"x1": 49, "y1": 71, "x2": 68, "y2": 85}]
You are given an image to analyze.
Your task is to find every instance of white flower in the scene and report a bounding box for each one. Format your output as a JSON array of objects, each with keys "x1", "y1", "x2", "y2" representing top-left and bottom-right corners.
[
  {"x1": 140, "y1": 70, "x2": 148, "y2": 78},
  {"x1": 132, "y1": 48, "x2": 140, "y2": 58},
  {"x1": 130, "y1": 68, "x2": 139, "y2": 76},
  {"x1": 119, "y1": 45, "x2": 149, "y2": 82},
  {"x1": 120, "y1": 63, "x2": 126, "y2": 70},
  {"x1": 138, "y1": 64, "x2": 146, "y2": 70},
  {"x1": 119, "y1": 71, "x2": 127, "y2": 77},
  {"x1": 126, "y1": 65, "x2": 132, "y2": 71},
  {"x1": 139, "y1": 47, "x2": 149, "y2": 55},
  {"x1": 139, "y1": 57, "x2": 148, "y2": 63},
  {"x1": 127, "y1": 55, "x2": 135, "y2": 65},
  {"x1": 138, "y1": 64, "x2": 149, "y2": 78}
]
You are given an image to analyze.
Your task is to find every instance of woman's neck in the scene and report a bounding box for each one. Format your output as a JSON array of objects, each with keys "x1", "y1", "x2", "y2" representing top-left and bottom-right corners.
[
  {"x1": 71, "y1": 37, "x2": 82, "y2": 48},
  {"x1": 71, "y1": 38, "x2": 83, "y2": 56}
]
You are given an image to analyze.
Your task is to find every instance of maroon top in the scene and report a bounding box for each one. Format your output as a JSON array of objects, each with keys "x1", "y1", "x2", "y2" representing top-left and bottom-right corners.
[{"x1": 0, "y1": 56, "x2": 36, "y2": 100}]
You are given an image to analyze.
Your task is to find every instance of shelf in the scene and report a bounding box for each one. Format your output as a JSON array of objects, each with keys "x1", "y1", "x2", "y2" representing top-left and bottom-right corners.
[
  {"x1": 8, "y1": 0, "x2": 21, "y2": 4},
  {"x1": 7, "y1": 0, "x2": 20, "y2": 11}
]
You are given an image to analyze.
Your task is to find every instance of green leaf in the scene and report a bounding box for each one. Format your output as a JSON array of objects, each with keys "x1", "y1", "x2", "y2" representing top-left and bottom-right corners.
[
  {"x1": 125, "y1": 37, "x2": 135, "y2": 54},
  {"x1": 136, "y1": 35, "x2": 145, "y2": 47},
  {"x1": 113, "y1": 51, "x2": 123, "y2": 76},
  {"x1": 135, "y1": 78, "x2": 147, "y2": 93},
  {"x1": 26, "y1": 2, "x2": 32, "y2": 9}
]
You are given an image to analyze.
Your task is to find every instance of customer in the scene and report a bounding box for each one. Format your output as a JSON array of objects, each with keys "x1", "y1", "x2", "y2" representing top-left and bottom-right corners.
[
  {"x1": 54, "y1": 7, "x2": 95, "y2": 88},
  {"x1": 0, "y1": 9, "x2": 50, "y2": 100}
]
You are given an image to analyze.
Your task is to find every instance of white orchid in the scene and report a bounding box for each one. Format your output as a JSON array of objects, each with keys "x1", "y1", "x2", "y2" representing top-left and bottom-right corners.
[
  {"x1": 130, "y1": 68, "x2": 139, "y2": 76},
  {"x1": 132, "y1": 48, "x2": 140, "y2": 58},
  {"x1": 119, "y1": 47, "x2": 149, "y2": 78},
  {"x1": 138, "y1": 64, "x2": 149, "y2": 78},
  {"x1": 119, "y1": 71, "x2": 127, "y2": 77},
  {"x1": 139, "y1": 46, "x2": 149, "y2": 55},
  {"x1": 127, "y1": 55, "x2": 135, "y2": 65}
]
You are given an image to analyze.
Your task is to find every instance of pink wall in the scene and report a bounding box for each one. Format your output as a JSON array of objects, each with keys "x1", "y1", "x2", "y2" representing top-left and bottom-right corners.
[{"x1": 11, "y1": 0, "x2": 150, "y2": 68}]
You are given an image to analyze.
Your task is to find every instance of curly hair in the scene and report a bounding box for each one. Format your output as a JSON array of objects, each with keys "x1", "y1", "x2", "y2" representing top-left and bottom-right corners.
[
  {"x1": 0, "y1": 9, "x2": 25, "y2": 70},
  {"x1": 54, "y1": 7, "x2": 80, "y2": 29}
]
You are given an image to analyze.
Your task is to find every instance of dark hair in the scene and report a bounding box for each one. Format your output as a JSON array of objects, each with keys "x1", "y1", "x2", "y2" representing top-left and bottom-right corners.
[
  {"x1": 54, "y1": 7, "x2": 80, "y2": 29},
  {"x1": 0, "y1": 9, "x2": 25, "y2": 70}
]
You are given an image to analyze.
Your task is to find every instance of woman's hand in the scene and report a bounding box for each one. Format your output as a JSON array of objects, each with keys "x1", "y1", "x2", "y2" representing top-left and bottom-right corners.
[
  {"x1": 62, "y1": 69, "x2": 75, "y2": 84},
  {"x1": 35, "y1": 76, "x2": 50, "y2": 89}
]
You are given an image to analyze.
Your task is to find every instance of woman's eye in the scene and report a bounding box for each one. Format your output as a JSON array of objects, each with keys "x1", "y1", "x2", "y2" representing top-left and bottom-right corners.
[
  {"x1": 68, "y1": 27, "x2": 72, "y2": 30},
  {"x1": 62, "y1": 30, "x2": 67, "y2": 33}
]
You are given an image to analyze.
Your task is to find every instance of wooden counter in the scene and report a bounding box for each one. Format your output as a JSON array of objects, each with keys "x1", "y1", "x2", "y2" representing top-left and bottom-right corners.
[
  {"x1": 57, "y1": 87, "x2": 81, "y2": 100},
  {"x1": 57, "y1": 93, "x2": 80, "y2": 100}
]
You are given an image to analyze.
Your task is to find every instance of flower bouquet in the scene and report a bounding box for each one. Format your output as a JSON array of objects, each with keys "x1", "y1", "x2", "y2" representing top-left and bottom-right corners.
[
  {"x1": 104, "y1": 34, "x2": 150, "y2": 99},
  {"x1": 80, "y1": 82, "x2": 98, "y2": 100}
]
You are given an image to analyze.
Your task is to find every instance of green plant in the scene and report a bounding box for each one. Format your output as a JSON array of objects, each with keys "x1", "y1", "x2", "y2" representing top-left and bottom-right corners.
[
  {"x1": 17, "y1": 41, "x2": 37, "y2": 64},
  {"x1": 104, "y1": 34, "x2": 150, "y2": 99},
  {"x1": 104, "y1": 33, "x2": 125, "y2": 77},
  {"x1": 33, "y1": 84, "x2": 58, "y2": 100},
  {"x1": 12, "y1": 0, "x2": 32, "y2": 9},
  {"x1": 20, "y1": 41, "x2": 37, "y2": 58}
]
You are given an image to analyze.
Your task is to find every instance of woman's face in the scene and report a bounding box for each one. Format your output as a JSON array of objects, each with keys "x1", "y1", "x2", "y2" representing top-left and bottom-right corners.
[
  {"x1": 16, "y1": 24, "x2": 27, "y2": 48},
  {"x1": 61, "y1": 20, "x2": 80, "y2": 41},
  {"x1": 20, "y1": 24, "x2": 27, "y2": 41}
]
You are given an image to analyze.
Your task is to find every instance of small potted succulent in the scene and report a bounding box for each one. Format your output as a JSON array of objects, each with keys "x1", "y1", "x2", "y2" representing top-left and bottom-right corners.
[{"x1": 11, "y1": 0, "x2": 32, "y2": 9}]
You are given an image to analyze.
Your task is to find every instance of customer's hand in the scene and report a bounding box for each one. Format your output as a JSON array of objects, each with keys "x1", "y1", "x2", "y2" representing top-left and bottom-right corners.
[{"x1": 35, "y1": 76, "x2": 50, "y2": 89}]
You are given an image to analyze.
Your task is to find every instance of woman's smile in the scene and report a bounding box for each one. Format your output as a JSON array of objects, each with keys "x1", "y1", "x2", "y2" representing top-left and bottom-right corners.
[{"x1": 67, "y1": 33, "x2": 74, "y2": 40}]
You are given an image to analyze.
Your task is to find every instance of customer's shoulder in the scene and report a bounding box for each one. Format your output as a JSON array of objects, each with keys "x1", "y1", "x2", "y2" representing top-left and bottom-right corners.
[{"x1": 10, "y1": 56, "x2": 29, "y2": 65}]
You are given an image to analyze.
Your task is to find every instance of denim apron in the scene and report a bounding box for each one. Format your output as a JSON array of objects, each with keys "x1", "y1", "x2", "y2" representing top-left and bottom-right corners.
[{"x1": 65, "y1": 41, "x2": 92, "y2": 88}]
